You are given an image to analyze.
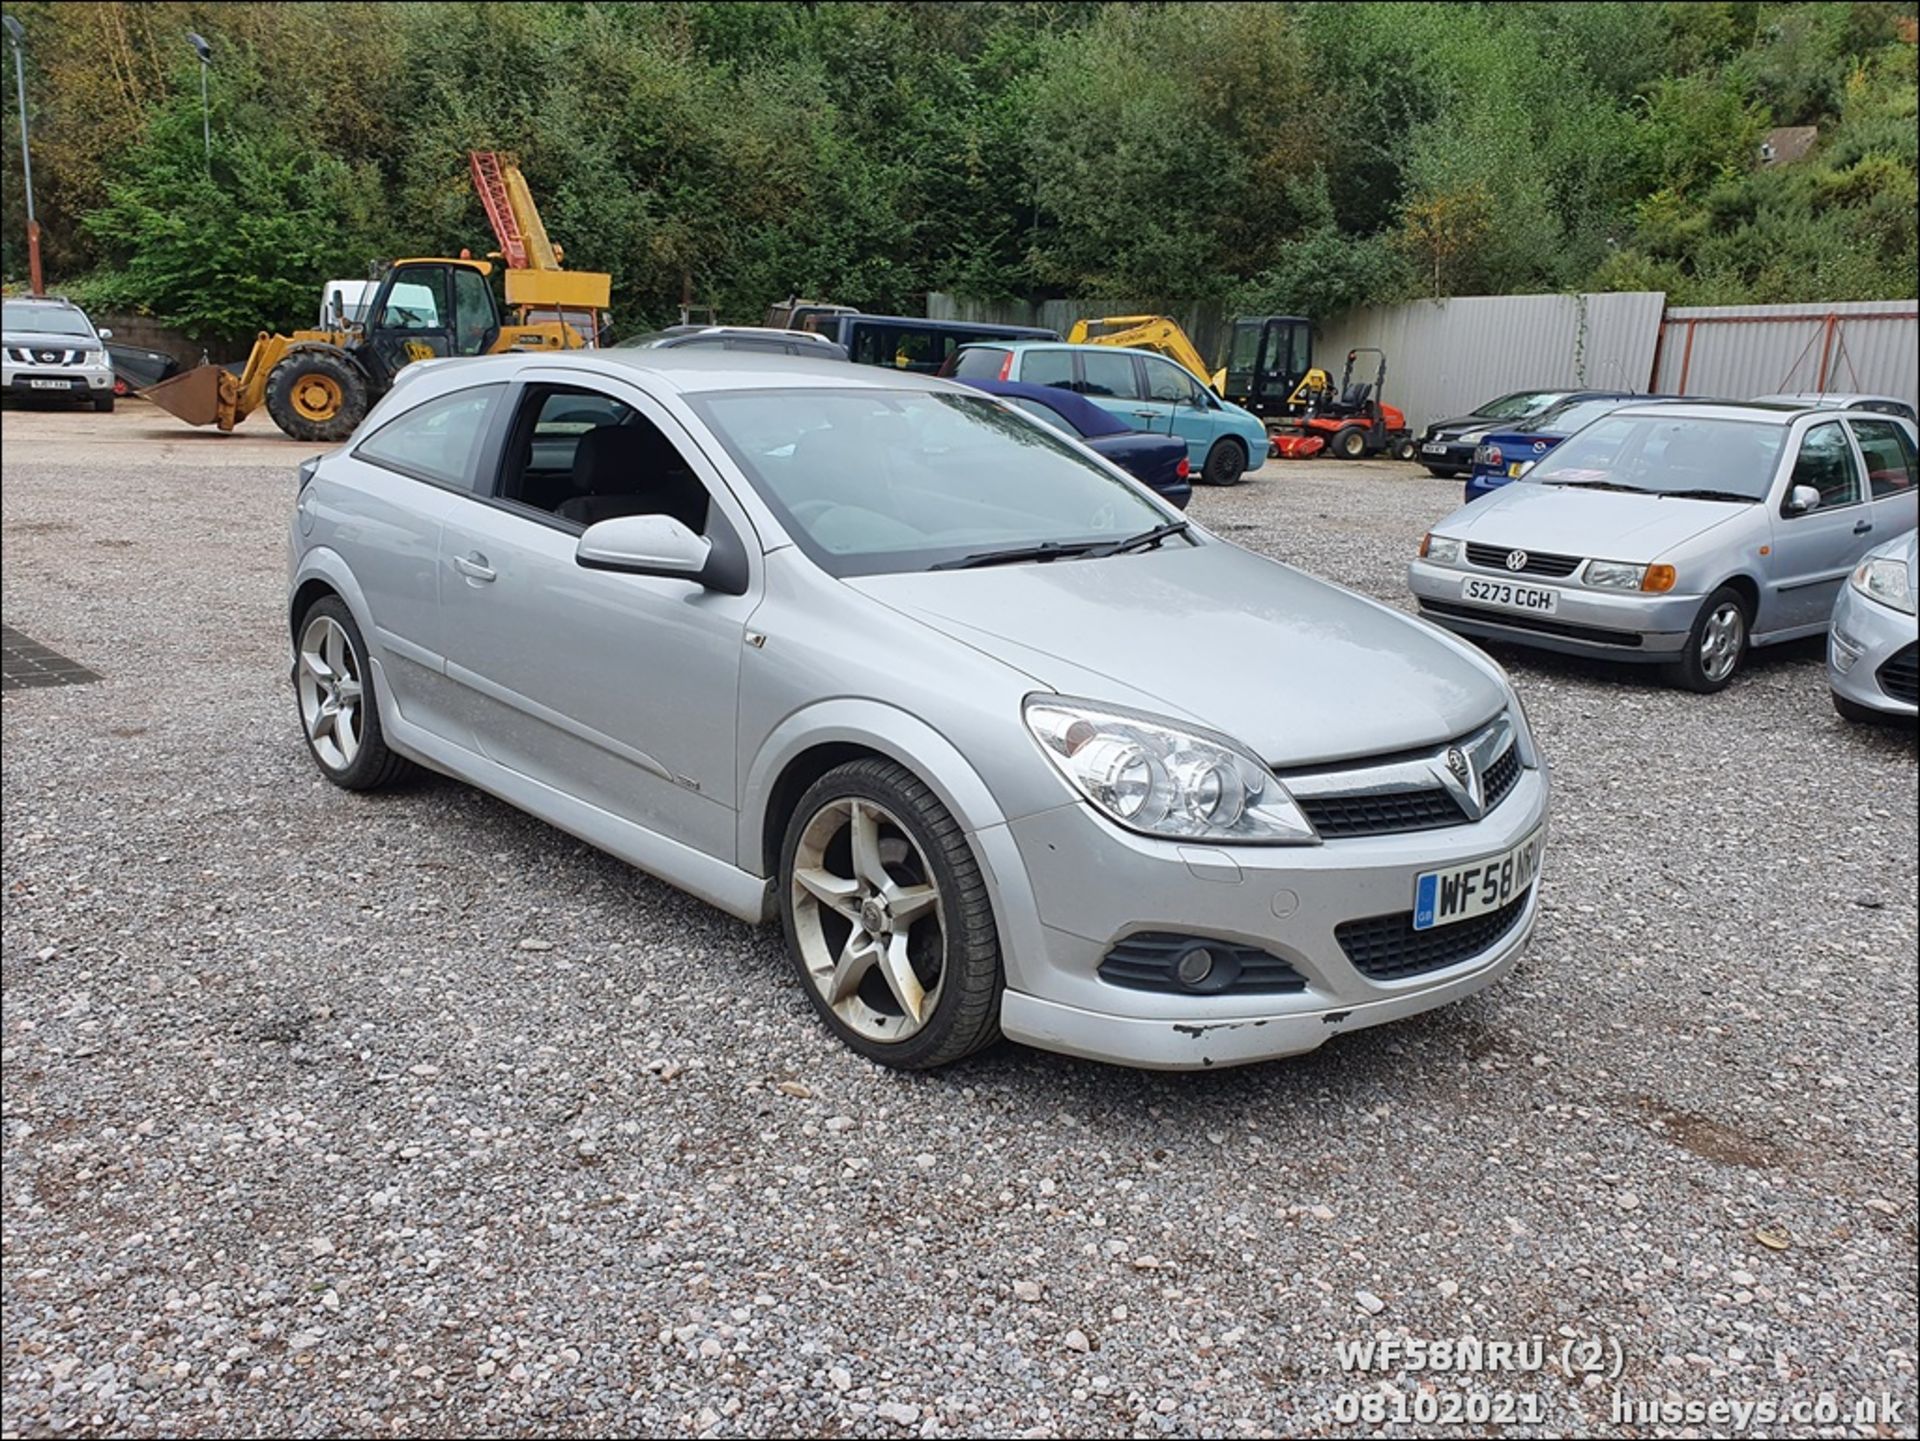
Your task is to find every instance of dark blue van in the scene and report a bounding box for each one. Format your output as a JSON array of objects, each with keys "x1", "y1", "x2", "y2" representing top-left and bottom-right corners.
[{"x1": 804, "y1": 313, "x2": 1059, "y2": 374}]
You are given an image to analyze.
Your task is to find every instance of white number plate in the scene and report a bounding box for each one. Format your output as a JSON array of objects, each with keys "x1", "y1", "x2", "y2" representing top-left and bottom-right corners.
[
  {"x1": 28, "y1": 378, "x2": 72, "y2": 390},
  {"x1": 1462, "y1": 576, "x2": 1559, "y2": 614},
  {"x1": 1414, "y1": 830, "x2": 1543, "y2": 931},
  {"x1": 1421, "y1": 442, "x2": 1449, "y2": 455}
]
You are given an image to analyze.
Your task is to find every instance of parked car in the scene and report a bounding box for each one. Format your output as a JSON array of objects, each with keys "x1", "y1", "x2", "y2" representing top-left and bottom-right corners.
[
  {"x1": 944, "y1": 341, "x2": 1272, "y2": 487},
  {"x1": 1409, "y1": 402, "x2": 1919, "y2": 692},
  {"x1": 105, "y1": 342, "x2": 181, "y2": 396},
  {"x1": 617, "y1": 324, "x2": 850, "y2": 361},
  {"x1": 801, "y1": 313, "x2": 1058, "y2": 376},
  {"x1": 1752, "y1": 392, "x2": 1917, "y2": 424},
  {"x1": 288, "y1": 348, "x2": 1548, "y2": 1070},
  {"x1": 2, "y1": 295, "x2": 116, "y2": 412},
  {"x1": 954, "y1": 377, "x2": 1192, "y2": 509},
  {"x1": 1829, "y1": 529, "x2": 1918, "y2": 724},
  {"x1": 1463, "y1": 393, "x2": 1668, "y2": 503},
  {"x1": 1417, "y1": 390, "x2": 1580, "y2": 477}
]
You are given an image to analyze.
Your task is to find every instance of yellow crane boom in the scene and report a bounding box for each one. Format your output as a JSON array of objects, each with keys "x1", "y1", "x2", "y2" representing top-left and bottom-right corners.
[{"x1": 1066, "y1": 315, "x2": 1227, "y2": 393}]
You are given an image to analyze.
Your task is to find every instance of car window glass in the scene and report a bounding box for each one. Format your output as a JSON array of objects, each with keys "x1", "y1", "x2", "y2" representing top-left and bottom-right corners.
[
  {"x1": 1020, "y1": 349, "x2": 1075, "y2": 390},
  {"x1": 1527, "y1": 398, "x2": 1622, "y2": 434},
  {"x1": 1480, "y1": 391, "x2": 1555, "y2": 420},
  {"x1": 4, "y1": 303, "x2": 95, "y2": 337},
  {"x1": 1849, "y1": 419, "x2": 1917, "y2": 498},
  {"x1": 1143, "y1": 357, "x2": 1199, "y2": 404},
  {"x1": 692, "y1": 389, "x2": 1172, "y2": 577},
  {"x1": 1526, "y1": 415, "x2": 1784, "y2": 500},
  {"x1": 850, "y1": 324, "x2": 950, "y2": 373},
  {"x1": 451, "y1": 268, "x2": 493, "y2": 354},
  {"x1": 1786, "y1": 422, "x2": 1864, "y2": 511},
  {"x1": 375, "y1": 274, "x2": 447, "y2": 331},
  {"x1": 354, "y1": 384, "x2": 503, "y2": 490},
  {"x1": 1857, "y1": 399, "x2": 1916, "y2": 422},
  {"x1": 948, "y1": 347, "x2": 1009, "y2": 379},
  {"x1": 1078, "y1": 351, "x2": 1139, "y2": 400},
  {"x1": 498, "y1": 384, "x2": 713, "y2": 533},
  {"x1": 1009, "y1": 396, "x2": 1084, "y2": 438}
]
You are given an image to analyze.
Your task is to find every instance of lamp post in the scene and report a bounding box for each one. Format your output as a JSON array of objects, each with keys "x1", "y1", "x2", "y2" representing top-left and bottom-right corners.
[
  {"x1": 186, "y1": 30, "x2": 211, "y2": 173},
  {"x1": 3, "y1": 13, "x2": 42, "y2": 295}
]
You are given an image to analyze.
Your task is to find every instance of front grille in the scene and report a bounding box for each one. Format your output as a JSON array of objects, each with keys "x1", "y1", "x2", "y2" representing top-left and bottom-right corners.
[
  {"x1": 10, "y1": 346, "x2": 83, "y2": 365},
  {"x1": 1336, "y1": 889, "x2": 1532, "y2": 981},
  {"x1": 1099, "y1": 934, "x2": 1305, "y2": 995},
  {"x1": 1481, "y1": 742, "x2": 1521, "y2": 810},
  {"x1": 1464, "y1": 543, "x2": 1582, "y2": 578},
  {"x1": 1878, "y1": 643, "x2": 1919, "y2": 705},
  {"x1": 1297, "y1": 788, "x2": 1463, "y2": 837},
  {"x1": 1421, "y1": 599, "x2": 1645, "y2": 649}
]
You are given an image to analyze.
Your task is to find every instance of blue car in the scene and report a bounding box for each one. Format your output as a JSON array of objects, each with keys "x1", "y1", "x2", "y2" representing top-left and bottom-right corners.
[
  {"x1": 1464, "y1": 393, "x2": 1664, "y2": 503},
  {"x1": 956, "y1": 378, "x2": 1193, "y2": 509},
  {"x1": 943, "y1": 341, "x2": 1272, "y2": 486}
]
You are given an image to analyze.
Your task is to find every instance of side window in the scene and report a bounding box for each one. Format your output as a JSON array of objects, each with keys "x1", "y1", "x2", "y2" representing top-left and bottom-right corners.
[
  {"x1": 374, "y1": 272, "x2": 449, "y2": 331},
  {"x1": 497, "y1": 385, "x2": 712, "y2": 535},
  {"x1": 1079, "y1": 350, "x2": 1139, "y2": 400},
  {"x1": 947, "y1": 347, "x2": 1009, "y2": 380},
  {"x1": 1009, "y1": 396, "x2": 1084, "y2": 438},
  {"x1": 1143, "y1": 357, "x2": 1199, "y2": 404},
  {"x1": 353, "y1": 384, "x2": 503, "y2": 490},
  {"x1": 452, "y1": 268, "x2": 493, "y2": 355},
  {"x1": 1021, "y1": 348, "x2": 1074, "y2": 390},
  {"x1": 1858, "y1": 399, "x2": 1916, "y2": 423},
  {"x1": 1785, "y1": 421, "x2": 1864, "y2": 512},
  {"x1": 1850, "y1": 419, "x2": 1917, "y2": 498}
]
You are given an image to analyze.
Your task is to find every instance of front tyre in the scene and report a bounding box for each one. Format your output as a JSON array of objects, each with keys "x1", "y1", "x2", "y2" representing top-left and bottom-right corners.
[
  {"x1": 92, "y1": 391, "x2": 116, "y2": 413},
  {"x1": 294, "y1": 596, "x2": 414, "y2": 789},
  {"x1": 1202, "y1": 437, "x2": 1248, "y2": 487},
  {"x1": 1331, "y1": 425, "x2": 1368, "y2": 459},
  {"x1": 266, "y1": 352, "x2": 369, "y2": 443},
  {"x1": 1663, "y1": 586, "x2": 1749, "y2": 694},
  {"x1": 779, "y1": 758, "x2": 1002, "y2": 1069}
]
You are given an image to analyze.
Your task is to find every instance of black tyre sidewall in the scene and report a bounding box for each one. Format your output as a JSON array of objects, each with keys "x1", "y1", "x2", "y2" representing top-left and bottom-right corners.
[
  {"x1": 1665, "y1": 586, "x2": 1749, "y2": 694},
  {"x1": 1203, "y1": 438, "x2": 1247, "y2": 486},
  {"x1": 778, "y1": 759, "x2": 1002, "y2": 1070},
  {"x1": 1334, "y1": 426, "x2": 1367, "y2": 459},
  {"x1": 267, "y1": 352, "x2": 369, "y2": 444},
  {"x1": 92, "y1": 393, "x2": 115, "y2": 413},
  {"x1": 295, "y1": 595, "x2": 411, "y2": 790}
]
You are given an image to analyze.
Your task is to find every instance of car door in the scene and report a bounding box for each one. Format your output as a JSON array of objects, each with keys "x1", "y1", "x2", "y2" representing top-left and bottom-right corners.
[
  {"x1": 1137, "y1": 354, "x2": 1220, "y2": 465},
  {"x1": 1075, "y1": 349, "x2": 1152, "y2": 431},
  {"x1": 1763, "y1": 419, "x2": 1875, "y2": 632},
  {"x1": 1847, "y1": 416, "x2": 1919, "y2": 537},
  {"x1": 323, "y1": 381, "x2": 508, "y2": 735},
  {"x1": 434, "y1": 372, "x2": 759, "y2": 860}
]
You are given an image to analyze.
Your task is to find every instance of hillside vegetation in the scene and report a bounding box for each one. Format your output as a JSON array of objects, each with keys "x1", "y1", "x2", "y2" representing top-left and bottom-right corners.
[{"x1": 2, "y1": 1, "x2": 1913, "y2": 342}]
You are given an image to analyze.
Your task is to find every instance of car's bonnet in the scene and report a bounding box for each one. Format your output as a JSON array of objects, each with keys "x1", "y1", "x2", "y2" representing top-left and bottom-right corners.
[
  {"x1": 847, "y1": 541, "x2": 1507, "y2": 767},
  {"x1": 1440, "y1": 481, "x2": 1753, "y2": 560}
]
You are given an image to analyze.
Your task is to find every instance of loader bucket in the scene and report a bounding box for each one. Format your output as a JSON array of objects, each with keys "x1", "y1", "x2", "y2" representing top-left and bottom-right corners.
[{"x1": 142, "y1": 364, "x2": 242, "y2": 432}]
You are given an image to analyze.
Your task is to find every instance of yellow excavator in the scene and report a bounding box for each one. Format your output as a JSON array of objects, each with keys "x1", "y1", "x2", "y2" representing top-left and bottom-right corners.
[
  {"x1": 1067, "y1": 315, "x2": 1228, "y2": 393},
  {"x1": 143, "y1": 154, "x2": 612, "y2": 443}
]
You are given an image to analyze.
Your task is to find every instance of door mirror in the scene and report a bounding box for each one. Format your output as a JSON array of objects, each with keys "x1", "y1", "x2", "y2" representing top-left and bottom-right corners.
[
  {"x1": 96, "y1": 327, "x2": 114, "y2": 340},
  {"x1": 576, "y1": 513, "x2": 711, "y2": 581},
  {"x1": 1783, "y1": 484, "x2": 1823, "y2": 516}
]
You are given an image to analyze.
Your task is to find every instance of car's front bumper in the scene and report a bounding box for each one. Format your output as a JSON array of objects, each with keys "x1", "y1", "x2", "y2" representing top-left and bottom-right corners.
[
  {"x1": 991, "y1": 761, "x2": 1550, "y2": 1069},
  {"x1": 3, "y1": 363, "x2": 113, "y2": 397},
  {"x1": 1829, "y1": 582, "x2": 1918, "y2": 718},
  {"x1": 1419, "y1": 439, "x2": 1475, "y2": 472},
  {"x1": 1408, "y1": 559, "x2": 1701, "y2": 663}
]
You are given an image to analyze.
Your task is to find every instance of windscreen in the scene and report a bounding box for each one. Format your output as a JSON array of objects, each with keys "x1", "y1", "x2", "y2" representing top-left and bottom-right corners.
[
  {"x1": 1524, "y1": 415, "x2": 1785, "y2": 501},
  {"x1": 1524, "y1": 397, "x2": 1629, "y2": 434},
  {"x1": 1477, "y1": 390, "x2": 1565, "y2": 420},
  {"x1": 692, "y1": 389, "x2": 1173, "y2": 576},
  {"x1": 4, "y1": 303, "x2": 94, "y2": 337}
]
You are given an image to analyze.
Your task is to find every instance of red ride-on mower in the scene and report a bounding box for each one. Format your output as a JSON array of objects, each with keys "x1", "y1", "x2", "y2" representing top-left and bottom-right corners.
[{"x1": 1269, "y1": 348, "x2": 1416, "y2": 461}]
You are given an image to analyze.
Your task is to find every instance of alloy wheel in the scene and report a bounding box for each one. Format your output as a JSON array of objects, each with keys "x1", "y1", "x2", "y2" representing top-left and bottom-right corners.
[
  {"x1": 789, "y1": 797, "x2": 946, "y2": 1042},
  {"x1": 297, "y1": 614, "x2": 364, "y2": 771},
  {"x1": 1700, "y1": 602, "x2": 1745, "y2": 683}
]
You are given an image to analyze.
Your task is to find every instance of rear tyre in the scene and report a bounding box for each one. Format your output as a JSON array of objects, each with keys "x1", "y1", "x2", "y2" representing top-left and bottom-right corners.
[
  {"x1": 294, "y1": 596, "x2": 415, "y2": 790},
  {"x1": 1663, "y1": 586, "x2": 1749, "y2": 694},
  {"x1": 779, "y1": 758, "x2": 1002, "y2": 1070},
  {"x1": 1391, "y1": 436, "x2": 1417, "y2": 461},
  {"x1": 266, "y1": 352, "x2": 369, "y2": 443},
  {"x1": 1332, "y1": 426, "x2": 1368, "y2": 459},
  {"x1": 1202, "y1": 437, "x2": 1248, "y2": 487},
  {"x1": 1424, "y1": 464, "x2": 1461, "y2": 479},
  {"x1": 92, "y1": 392, "x2": 116, "y2": 414}
]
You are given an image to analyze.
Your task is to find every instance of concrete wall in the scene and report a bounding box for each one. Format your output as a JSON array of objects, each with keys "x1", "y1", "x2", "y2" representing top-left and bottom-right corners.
[{"x1": 90, "y1": 312, "x2": 215, "y2": 368}]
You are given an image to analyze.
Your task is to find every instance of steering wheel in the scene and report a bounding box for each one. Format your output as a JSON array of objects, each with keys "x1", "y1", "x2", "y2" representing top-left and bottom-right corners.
[{"x1": 389, "y1": 307, "x2": 429, "y2": 328}]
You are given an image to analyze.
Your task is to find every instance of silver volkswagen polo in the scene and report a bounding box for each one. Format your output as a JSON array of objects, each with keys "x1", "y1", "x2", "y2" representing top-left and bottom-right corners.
[
  {"x1": 289, "y1": 350, "x2": 1548, "y2": 1070},
  {"x1": 1408, "y1": 402, "x2": 1919, "y2": 692}
]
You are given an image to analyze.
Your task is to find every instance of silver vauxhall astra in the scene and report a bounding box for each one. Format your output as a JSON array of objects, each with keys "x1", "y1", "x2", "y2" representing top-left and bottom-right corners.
[{"x1": 288, "y1": 350, "x2": 1548, "y2": 1070}]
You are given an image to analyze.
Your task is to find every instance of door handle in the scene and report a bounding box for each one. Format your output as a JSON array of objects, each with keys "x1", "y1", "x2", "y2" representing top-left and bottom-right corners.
[
  {"x1": 453, "y1": 552, "x2": 496, "y2": 582},
  {"x1": 1853, "y1": 520, "x2": 1874, "y2": 534}
]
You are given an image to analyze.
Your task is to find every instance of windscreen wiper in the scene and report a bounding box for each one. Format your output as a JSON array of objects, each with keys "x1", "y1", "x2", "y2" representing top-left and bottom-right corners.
[
  {"x1": 930, "y1": 539, "x2": 1108, "y2": 571},
  {"x1": 1547, "y1": 479, "x2": 1651, "y2": 494},
  {"x1": 1658, "y1": 488, "x2": 1756, "y2": 503},
  {"x1": 1091, "y1": 520, "x2": 1191, "y2": 556}
]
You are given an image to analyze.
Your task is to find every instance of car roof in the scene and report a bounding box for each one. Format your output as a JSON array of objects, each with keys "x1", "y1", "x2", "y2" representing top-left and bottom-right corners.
[
  {"x1": 656, "y1": 325, "x2": 839, "y2": 342},
  {"x1": 3, "y1": 295, "x2": 83, "y2": 310},
  {"x1": 1603, "y1": 400, "x2": 1828, "y2": 424},
  {"x1": 1750, "y1": 391, "x2": 1906, "y2": 406},
  {"x1": 402, "y1": 347, "x2": 962, "y2": 397},
  {"x1": 954, "y1": 377, "x2": 1131, "y2": 436}
]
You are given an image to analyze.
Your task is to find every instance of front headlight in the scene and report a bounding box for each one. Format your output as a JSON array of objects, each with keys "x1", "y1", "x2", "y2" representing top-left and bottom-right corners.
[
  {"x1": 1421, "y1": 534, "x2": 1462, "y2": 566},
  {"x1": 1024, "y1": 697, "x2": 1317, "y2": 845},
  {"x1": 1852, "y1": 557, "x2": 1916, "y2": 614},
  {"x1": 1585, "y1": 559, "x2": 1644, "y2": 590}
]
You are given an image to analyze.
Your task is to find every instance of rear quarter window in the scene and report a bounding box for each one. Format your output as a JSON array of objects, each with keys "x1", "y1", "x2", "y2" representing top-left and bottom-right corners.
[
  {"x1": 947, "y1": 347, "x2": 1010, "y2": 380},
  {"x1": 354, "y1": 383, "x2": 504, "y2": 491}
]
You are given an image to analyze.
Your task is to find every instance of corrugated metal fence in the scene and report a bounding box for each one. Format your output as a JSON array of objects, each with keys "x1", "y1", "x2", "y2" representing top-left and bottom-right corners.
[
  {"x1": 927, "y1": 290, "x2": 1918, "y2": 431},
  {"x1": 1649, "y1": 300, "x2": 1919, "y2": 404}
]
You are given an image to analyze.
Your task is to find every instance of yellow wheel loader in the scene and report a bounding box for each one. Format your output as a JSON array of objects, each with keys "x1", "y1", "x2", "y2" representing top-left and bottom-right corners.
[{"x1": 142, "y1": 255, "x2": 609, "y2": 443}]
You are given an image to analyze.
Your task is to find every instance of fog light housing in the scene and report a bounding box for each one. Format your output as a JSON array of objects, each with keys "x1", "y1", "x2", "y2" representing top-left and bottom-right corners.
[
  {"x1": 1176, "y1": 946, "x2": 1217, "y2": 988},
  {"x1": 1831, "y1": 628, "x2": 1863, "y2": 674}
]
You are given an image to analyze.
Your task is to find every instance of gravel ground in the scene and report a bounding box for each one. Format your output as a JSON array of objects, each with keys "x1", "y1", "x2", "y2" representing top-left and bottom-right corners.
[{"x1": 4, "y1": 401, "x2": 1916, "y2": 1439}]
